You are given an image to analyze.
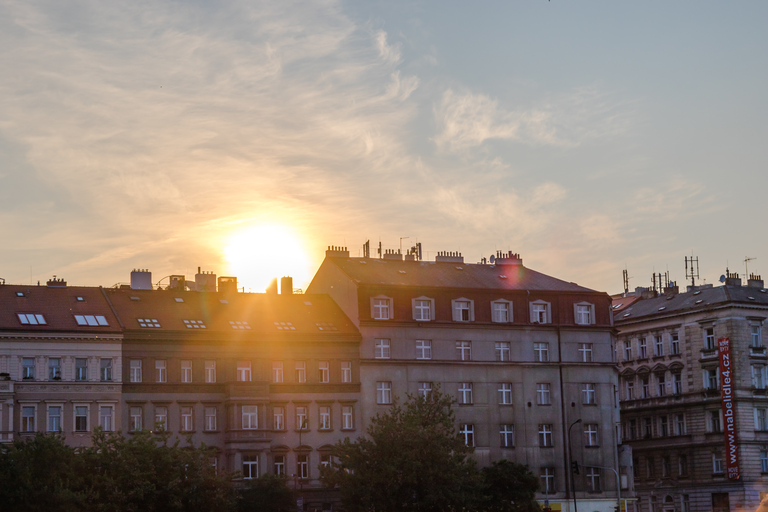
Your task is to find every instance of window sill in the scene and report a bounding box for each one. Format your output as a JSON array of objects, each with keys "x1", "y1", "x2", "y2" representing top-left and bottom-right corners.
[
  {"x1": 585, "y1": 445, "x2": 600, "y2": 449},
  {"x1": 203, "y1": 430, "x2": 220, "y2": 434}
]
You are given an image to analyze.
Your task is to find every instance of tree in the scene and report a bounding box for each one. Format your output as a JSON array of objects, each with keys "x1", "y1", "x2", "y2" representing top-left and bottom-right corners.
[
  {"x1": 478, "y1": 460, "x2": 540, "y2": 512},
  {"x1": 236, "y1": 473, "x2": 294, "y2": 512},
  {"x1": 323, "y1": 388, "x2": 482, "y2": 512}
]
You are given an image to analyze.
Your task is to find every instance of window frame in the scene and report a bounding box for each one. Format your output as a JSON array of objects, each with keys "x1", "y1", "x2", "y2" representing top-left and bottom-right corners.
[
  {"x1": 374, "y1": 339, "x2": 391, "y2": 359},
  {"x1": 536, "y1": 383, "x2": 551, "y2": 405},
  {"x1": 534, "y1": 342, "x2": 549, "y2": 362},
  {"x1": 130, "y1": 406, "x2": 143, "y2": 432},
  {"x1": 451, "y1": 298, "x2": 475, "y2": 322},
  {"x1": 500, "y1": 424, "x2": 515, "y2": 448},
  {"x1": 498, "y1": 383, "x2": 513, "y2": 405},
  {"x1": 371, "y1": 296, "x2": 394, "y2": 320},
  {"x1": 180, "y1": 360, "x2": 192, "y2": 383},
  {"x1": 318, "y1": 361, "x2": 330, "y2": 383},
  {"x1": 456, "y1": 341, "x2": 472, "y2": 361},
  {"x1": 574, "y1": 302, "x2": 595, "y2": 325},
  {"x1": 582, "y1": 383, "x2": 596, "y2": 405},
  {"x1": 416, "y1": 339, "x2": 432, "y2": 360},
  {"x1": 491, "y1": 300, "x2": 513, "y2": 323},
  {"x1": 204, "y1": 406, "x2": 217, "y2": 431},
  {"x1": 130, "y1": 360, "x2": 142, "y2": 383},
  {"x1": 237, "y1": 361, "x2": 252, "y2": 382},
  {"x1": 377, "y1": 381, "x2": 392, "y2": 404},
  {"x1": 495, "y1": 342, "x2": 511, "y2": 362},
  {"x1": 155, "y1": 360, "x2": 167, "y2": 383},
  {"x1": 458, "y1": 382, "x2": 473, "y2": 405},
  {"x1": 342, "y1": 405, "x2": 354, "y2": 430},
  {"x1": 295, "y1": 361, "x2": 306, "y2": 383},
  {"x1": 205, "y1": 360, "x2": 216, "y2": 383},
  {"x1": 530, "y1": 300, "x2": 551, "y2": 324},
  {"x1": 341, "y1": 361, "x2": 352, "y2": 383},
  {"x1": 412, "y1": 297, "x2": 435, "y2": 321},
  {"x1": 242, "y1": 405, "x2": 258, "y2": 430}
]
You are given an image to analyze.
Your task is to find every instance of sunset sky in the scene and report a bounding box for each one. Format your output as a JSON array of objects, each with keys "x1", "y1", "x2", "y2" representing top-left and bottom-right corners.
[{"x1": 2, "y1": 1, "x2": 767, "y2": 294}]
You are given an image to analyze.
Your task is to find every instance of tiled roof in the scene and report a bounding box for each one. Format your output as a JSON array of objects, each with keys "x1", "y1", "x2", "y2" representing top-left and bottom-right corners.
[
  {"x1": 105, "y1": 288, "x2": 359, "y2": 336},
  {"x1": 614, "y1": 285, "x2": 768, "y2": 322},
  {"x1": 0, "y1": 285, "x2": 121, "y2": 333},
  {"x1": 321, "y1": 257, "x2": 596, "y2": 293}
]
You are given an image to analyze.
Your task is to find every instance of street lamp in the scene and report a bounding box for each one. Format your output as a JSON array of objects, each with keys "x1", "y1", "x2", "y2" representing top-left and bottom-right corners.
[
  {"x1": 568, "y1": 419, "x2": 582, "y2": 512},
  {"x1": 590, "y1": 465, "x2": 621, "y2": 512}
]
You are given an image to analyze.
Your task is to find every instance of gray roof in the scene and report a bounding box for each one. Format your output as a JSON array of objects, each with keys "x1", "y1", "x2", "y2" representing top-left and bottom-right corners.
[
  {"x1": 615, "y1": 285, "x2": 768, "y2": 323},
  {"x1": 324, "y1": 257, "x2": 596, "y2": 293}
]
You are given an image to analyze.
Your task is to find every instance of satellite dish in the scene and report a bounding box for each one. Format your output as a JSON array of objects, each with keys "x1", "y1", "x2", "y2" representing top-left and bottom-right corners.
[
  {"x1": 490, "y1": 255, "x2": 495, "y2": 263},
  {"x1": 719, "y1": 275, "x2": 726, "y2": 283}
]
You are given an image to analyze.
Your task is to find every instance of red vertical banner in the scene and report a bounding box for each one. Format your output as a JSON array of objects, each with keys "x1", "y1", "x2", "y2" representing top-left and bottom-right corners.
[{"x1": 718, "y1": 337, "x2": 740, "y2": 479}]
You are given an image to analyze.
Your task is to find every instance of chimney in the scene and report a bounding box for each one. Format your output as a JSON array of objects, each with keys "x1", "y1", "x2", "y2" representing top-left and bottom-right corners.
[
  {"x1": 218, "y1": 276, "x2": 238, "y2": 294},
  {"x1": 195, "y1": 268, "x2": 217, "y2": 292},
  {"x1": 266, "y1": 278, "x2": 278, "y2": 295},
  {"x1": 169, "y1": 275, "x2": 186, "y2": 290},
  {"x1": 130, "y1": 269, "x2": 152, "y2": 290},
  {"x1": 281, "y1": 276, "x2": 293, "y2": 295},
  {"x1": 664, "y1": 281, "x2": 679, "y2": 296},
  {"x1": 383, "y1": 249, "x2": 403, "y2": 261},
  {"x1": 748, "y1": 273, "x2": 764, "y2": 289},
  {"x1": 325, "y1": 246, "x2": 350, "y2": 258},
  {"x1": 46, "y1": 276, "x2": 67, "y2": 288},
  {"x1": 725, "y1": 271, "x2": 742, "y2": 287},
  {"x1": 435, "y1": 251, "x2": 464, "y2": 263},
  {"x1": 494, "y1": 251, "x2": 523, "y2": 266}
]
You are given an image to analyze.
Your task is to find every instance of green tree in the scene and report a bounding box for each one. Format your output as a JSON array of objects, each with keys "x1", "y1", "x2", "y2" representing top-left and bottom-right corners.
[
  {"x1": 236, "y1": 473, "x2": 294, "y2": 512},
  {"x1": 478, "y1": 460, "x2": 541, "y2": 512},
  {"x1": 323, "y1": 388, "x2": 481, "y2": 512}
]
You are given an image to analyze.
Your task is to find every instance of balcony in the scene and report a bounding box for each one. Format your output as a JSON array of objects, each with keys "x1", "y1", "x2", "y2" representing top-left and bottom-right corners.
[
  {"x1": 750, "y1": 346, "x2": 767, "y2": 358},
  {"x1": 224, "y1": 428, "x2": 269, "y2": 445},
  {"x1": 700, "y1": 349, "x2": 718, "y2": 360}
]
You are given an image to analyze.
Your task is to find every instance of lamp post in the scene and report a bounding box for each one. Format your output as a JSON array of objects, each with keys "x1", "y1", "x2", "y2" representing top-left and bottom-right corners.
[
  {"x1": 568, "y1": 419, "x2": 582, "y2": 512},
  {"x1": 590, "y1": 465, "x2": 621, "y2": 512},
  {"x1": 297, "y1": 419, "x2": 307, "y2": 512}
]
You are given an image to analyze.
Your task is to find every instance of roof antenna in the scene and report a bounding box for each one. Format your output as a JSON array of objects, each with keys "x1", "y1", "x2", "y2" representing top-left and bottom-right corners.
[{"x1": 685, "y1": 255, "x2": 699, "y2": 288}]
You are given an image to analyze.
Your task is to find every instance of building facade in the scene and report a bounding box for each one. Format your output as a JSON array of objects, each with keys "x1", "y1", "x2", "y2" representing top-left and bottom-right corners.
[
  {"x1": 614, "y1": 277, "x2": 768, "y2": 512},
  {"x1": 308, "y1": 247, "x2": 626, "y2": 512}
]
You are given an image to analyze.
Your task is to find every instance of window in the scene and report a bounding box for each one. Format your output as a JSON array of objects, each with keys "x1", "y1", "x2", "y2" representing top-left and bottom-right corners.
[
  {"x1": 495, "y1": 342, "x2": 510, "y2": 362},
  {"x1": 74, "y1": 405, "x2": 88, "y2": 432},
  {"x1": 321, "y1": 454, "x2": 332, "y2": 469},
  {"x1": 297, "y1": 454, "x2": 309, "y2": 479},
  {"x1": 100, "y1": 359, "x2": 112, "y2": 381},
  {"x1": 75, "y1": 315, "x2": 108, "y2": 326},
  {"x1": 374, "y1": 339, "x2": 390, "y2": 359},
  {"x1": 641, "y1": 376, "x2": 650, "y2": 398},
  {"x1": 48, "y1": 358, "x2": 61, "y2": 380},
  {"x1": 295, "y1": 361, "x2": 306, "y2": 383},
  {"x1": 584, "y1": 424, "x2": 599, "y2": 446},
  {"x1": 296, "y1": 406, "x2": 308, "y2": 430},
  {"x1": 243, "y1": 455, "x2": 259, "y2": 479},
  {"x1": 156, "y1": 360, "x2": 167, "y2": 383},
  {"x1": 644, "y1": 417, "x2": 653, "y2": 438},
  {"x1": 205, "y1": 407, "x2": 217, "y2": 431},
  {"x1": 460, "y1": 424, "x2": 475, "y2": 446},
  {"x1": 679, "y1": 454, "x2": 689, "y2": 476},
  {"x1": 671, "y1": 333, "x2": 680, "y2": 354},
  {"x1": 155, "y1": 406, "x2": 167, "y2": 431},
  {"x1": 452, "y1": 299, "x2": 474, "y2": 322},
  {"x1": 181, "y1": 360, "x2": 192, "y2": 383},
  {"x1": 416, "y1": 340, "x2": 432, "y2": 360},
  {"x1": 652, "y1": 335, "x2": 663, "y2": 357},
  {"x1": 536, "y1": 383, "x2": 551, "y2": 405},
  {"x1": 624, "y1": 340, "x2": 632, "y2": 360},
  {"x1": 657, "y1": 373, "x2": 667, "y2": 396},
  {"x1": 752, "y1": 325, "x2": 763, "y2": 348},
  {"x1": 138, "y1": 318, "x2": 161, "y2": 328},
  {"x1": 530, "y1": 301, "x2": 550, "y2": 324},
  {"x1": 22, "y1": 406, "x2": 35, "y2": 431},
  {"x1": 575, "y1": 303, "x2": 593, "y2": 325},
  {"x1": 319, "y1": 361, "x2": 329, "y2": 383},
  {"x1": 755, "y1": 408, "x2": 768, "y2": 431},
  {"x1": 675, "y1": 414, "x2": 686, "y2": 436},
  {"x1": 582, "y1": 383, "x2": 596, "y2": 405},
  {"x1": 458, "y1": 382, "x2": 473, "y2": 405},
  {"x1": 673, "y1": 373, "x2": 682, "y2": 395},
  {"x1": 274, "y1": 455, "x2": 286, "y2": 476},
  {"x1": 183, "y1": 319, "x2": 206, "y2": 329},
  {"x1": 242, "y1": 406, "x2": 258, "y2": 429},
  {"x1": 99, "y1": 405, "x2": 114, "y2": 431},
  {"x1": 181, "y1": 406, "x2": 193, "y2": 431},
  {"x1": 456, "y1": 341, "x2": 472, "y2": 361},
  {"x1": 753, "y1": 365, "x2": 767, "y2": 389},
  {"x1": 205, "y1": 360, "x2": 216, "y2": 383},
  {"x1": 319, "y1": 406, "x2": 331, "y2": 430},
  {"x1": 760, "y1": 449, "x2": 768, "y2": 473},
  {"x1": 659, "y1": 415, "x2": 669, "y2": 436},
  {"x1": 273, "y1": 407, "x2": 285, "y2": 430},
  {"x1": 639, "y1": 337, "x2": 647, "y2": 358},
  {"x1": 130, "y1": 360, "x2": 142, "y2": 383},
  {"x1": 540, "y1": 468, "x2": 555, "y2": 493},
  {"x1": 341, "y1": 362, "x2": 352, "y2": 383},
  {"x1": 500, "y1": 424, "x2": 515, "y2": 448},
  {"x1": 628, "y1": 419, "x2": 637, "y2": 439},
  {"x1": 342, "y1": 405, "x2": 354, "y2": 430},
  {"x1": 538, "y1": 424, "x2": 553, "y2": 447},
  {"x1": 229, "y1": 320, "x2": 251, "y2": 330},
  {"x1": 705, "y1": 327, "x2": 715, "y2": 350},
  {"x1": 534, "y1": 342, "x2": 549, "y2": 362},
  {"x1": 586, "y1": 467, "x2": 601, "y2": 491},
  {"x1": 130, "y1": 407, "x2": 142, "y2": 432},
  {"x1": 579, "y1": 343, "x2": 593, "y2": 362},
  {"x1": 372, "y1": 297, "x2": 392, "y2": 320},
  {"x1": 712, "y1": 453, "x2": 723, "y2": 474},
  {"x1": 413, "y1": 298, "x2": 434, "y2": 321},
  {"x1": 703, "y1": 368, "x2": 719, "y2": 390},
  {"x1": 237, "y1": 361, "x2": 252, "y2": 382},
  {"x1": 498, "y1": 383, "x2": 513, "y2": 405},
  {"x1": 48, "y1": 406, "x2": 62, "y2": 432},
  {"x1": 18, "y1": 313, "x2": 46, "y2": 325},
  {"x1": 492, "y1": 301, "x2": 512, "y2": 323},
  {"x1": 75, "y1": 358, "x2": 87, "y2": 381},
  {"x1": 377, "y1": 382, "x2": 392, "y2": 404},
  {"x1": 418, "y1": 381, "x2": 433, "y2": 399},
  {"x1": 708, "y1": 410, "x2": 722, "y2": 433},
  {"x1": 272, "y1": 361, "x2": 284, "y2": 383}
]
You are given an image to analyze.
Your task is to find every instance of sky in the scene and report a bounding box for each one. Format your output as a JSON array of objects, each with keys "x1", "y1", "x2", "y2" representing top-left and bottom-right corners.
[{"x1": 2, "y1": 1, "x2": 768, "y2": 294}]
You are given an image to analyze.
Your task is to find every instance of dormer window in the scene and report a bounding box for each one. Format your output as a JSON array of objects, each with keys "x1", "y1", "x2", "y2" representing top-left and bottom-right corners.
[
  {"x1": 530, "y1": 301, "x2": 551, "y2": 324},
  {"x1": 452, "y1": 299, "x2": 474, "y2": 322},
  {"x1": 18, "y1": 313, "x2": 46, "y2": 325},
  {"x1": 491, "y1": 300, "x2": 513, "y2": 323},
  {"x1": 574, "y1": 302, "x2": 595, "y2": 325},
  {"x1": 371, "y1": 296, "x2": 393, "y2": 320},
  {"x1": 412, "y1": 297, "x2": 435, "y2": 321}
]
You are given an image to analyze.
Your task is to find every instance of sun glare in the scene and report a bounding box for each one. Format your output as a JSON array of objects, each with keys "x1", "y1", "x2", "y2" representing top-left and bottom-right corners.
[{"x1": 223, "y1": 224, "x2": 313, "y2": 293}]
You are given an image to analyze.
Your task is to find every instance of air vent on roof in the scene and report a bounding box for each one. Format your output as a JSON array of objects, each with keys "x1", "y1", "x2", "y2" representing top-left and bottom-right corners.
[
  {"x1": 658, "y1": 307, "x2": 666, "y2": 311},
  {"x1": 130, "y1": 296, "x2": 140, "y2": 301},
  {"x1": 693, "y1": 291, "x2": 701, "y2": 295},
  {"x1": 748, "y1": 296, "x2": 756, "y2": 300},
  {"x1": 666, "y1": 295, "x2": 674, "y2": 300},
  {"x1": 762, "y1": 289, "x2": 768, "y2": 293},
  {"x1": 695, "y1": 299, "x2": 703, "y2": 304},
  {"x1": 174, "y1": 297, "x2": 184, "y2": 303},
  {"x1": 623, "y1": 313, "x2": 631, "y2": 317},
  {"x1": 455, "y1": 266, "x2": 463, "y2": 270}
]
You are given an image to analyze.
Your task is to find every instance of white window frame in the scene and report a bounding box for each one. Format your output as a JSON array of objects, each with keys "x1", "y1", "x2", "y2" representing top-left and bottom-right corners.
[
  {"x1": 319, "y1": 361, "x2": 330, "y2": 383},
  {"x1": 712, "y1": 453, "x2": 723, "y2": 474},
  {"x1": 48, "y1": 358, "x2": 61, "y2": 380},
  {"x1": 155, "y1": 406, "x2": 168, "y2": 431},
  {"x1": 704, "y1": 327, "x2": 716, "y2": 350},
  {"x1": 530, "y1": 300, "x2": 551, "y2": 324},
  {"x1": 536, "y1": 383, "x2": 551, "y2": 405},
  {"x1": 456, "y1": 341, "x2": 472, "y2": 361},
  {"x1": 412, "y1": 297, "x2": 435, "y2": 321},
  {"x1": 624, "y1": 340, "x2": 632, "y2": 360},
  {"x1": 460, "y1": 423, "x2": 475, "y2": 447},
  {"x1": 273, "y1": 406, "x2": 285, "y2": 430},
  {"x1": 47, "y1": 404, "x2": 63, "y2": 432},
  {"x1": 341, "y1": 361, "x2": 352, "y2": 383},
  {"x1": 639, "y1": 337, "x2": 648, "y2": 358},
  {"x1": 130, "y1": 406, "x2": 143, "y2": 432},
  {"x1": 205, "y1": 360, "x2": 216, "y2": 383},
  {"x1": 582, "y1": 383, "x2": 596, "y2": 405},
  {"x1": 181, "y1": 360, "x2": 192, "y2": 383},
  {"x1": 458, "y1": 382, "x2": 473, "y2": 405},
  {"x1": 73, "y1": 404, "x2": 89, "y2": 432},
  {"x1": 538, "y1": 424, "x2": 553, "y2": 447},
  {"x1": 418, "y1": 381, "x2": 433, "y2": 399},
  {"x1": 319, "y1": 406, "x2": 331, "y2": 430},
  {"x1": 371, "y1": 296, "x2": 394, "y2": 320},
  {"x1": 374, "y1": 339, "x2": 391, "y2": 359},
  {"x1": 242, "y1": 405, "x2": 258, "y2": 430},
  {"x1": 156, "y1": 360, "x2": 167, "y2": 383},
  {"x1": 295, "y1": 406, "x2": 308, "y2": 430},
  {"x1": 495, "y1": 342, "x2": 511, "y2": 362},
  {"x1": 100, "y1": 358, "x2": 113, "y2": 382},
  {"x1": 491, "y1": 300, "x2": 513, "y2": 323},
  {"x1": 377, "y1": 381, "x2": 392, "y2": 404},
  {"x1": 752, "y1": 324, "x2": 764, "y2": 348},
  {"x1": 500, "y1": 424, "x2": 515, "y2": 448},
  {"x1": 295, "y1": 361, "x2": 306, "y2": 383},
  {"x1": 626, "y1": 380, "x2": 635, "y2": 400},
  {"x1": 99, "y1": 405, "x2": 114, "y2": 432},
  {"x1": 297, "y1": 454, "x2": 309, "y2": 479},
  {"x1": 586, "y1": 467, "x2": 601, "y2": 491},
  {"x1": 452, "y1": 298, "x2": 475, "y2": 322},
  {"x1": 272, "y1": 361, "x2": 283, "y2": 383},
  {"x1": 342, "y1": 405, "x2": 354, "y2": 430},
  {"x1": 703, "y1": 368, "x2": 719, "y2": 390},
  {"x1": 540, "y1": 468, "x2": 555, "y2": 493},
  {"x1": 21, "y1": 404, "x2": 36, "y2": 432},
  {"x1": 498, "y1": 383, "x2": 513, "y2": 405},
  {"x1": 416, "y1": 339, "x2": 432, "y2": 360},
  {"x1": 574, "y1": 302, "x2": 594, "y2": 325},
  {"x1": 671, "y1": 333, "x2": 680, "y2": 354},
  {"x1": 753, "y1": 365, "x2": 767, "y2": 390},
  {"x1": 274, "y1": 455, "x2": 286, "y2": 476},
  {"x1": 130, "y1": 360, "x2": 142, "y2": 383},
  {"x1": 675, "y1": 413, "x2": 686, "y2": 436},
  {"x1": 534, "y1": 342, "x2": 549, "y2": 362},
  {"x1": 180, "y1": 405, "x2": 194, "y2": 432},
  {"x1": 760, "y1": 448, "x2": 768, "y2": 473},
  {"x1": 584, "y1": 424, "x2": 599, "y2": 446},
  {"x1": 205, "y1": 406, "x2": 217, "y2": 431},
  {"x1": 579, "y1": 343, "x2": 593, "y2": 362},
  {"x1": 654, "y1": 335, "x2": 664, "y2": 356},
  {"x1": 237, "y1": 361, "x2": 252, "y2": 382},
  {"x1": 243, "y1": 455, "x2": 259, "y2": 480},
  {"x1": 75, "y1": 358, "x2": 88, "y2": 381},
  {"x1": 755, "y1": 407, "x2": 768, "y2": 431}
]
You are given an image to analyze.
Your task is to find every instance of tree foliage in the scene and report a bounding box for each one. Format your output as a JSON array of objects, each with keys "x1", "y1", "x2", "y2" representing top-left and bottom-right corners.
[{"x1": 478, "y1": 459, "x2": 541, "y2": 512}]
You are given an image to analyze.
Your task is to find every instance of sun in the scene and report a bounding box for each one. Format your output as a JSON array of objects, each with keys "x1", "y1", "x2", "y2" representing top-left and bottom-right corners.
[{"x1": 223, "y1": 224, "x2": 313, "y2": 293}]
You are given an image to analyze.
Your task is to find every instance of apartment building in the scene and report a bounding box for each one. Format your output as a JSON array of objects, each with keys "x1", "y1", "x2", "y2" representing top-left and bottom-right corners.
[
  {"x1": 614, "y1": 275, "x2": 768, "y2": 512},
  {"x1": 308, "y1": 247, "x2": 625, "y2": 512}
]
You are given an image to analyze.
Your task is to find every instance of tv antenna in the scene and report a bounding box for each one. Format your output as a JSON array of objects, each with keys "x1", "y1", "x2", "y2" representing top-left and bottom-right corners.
[
  {"x1": 622, "y1": 268, "x2": 630, "y2": 295},
  {"x1": 745, "y1": 256, "x2": 757, "y2": 278},
  {"x1": 685, "y1": 255, "x2": 699, "y2": 288}
]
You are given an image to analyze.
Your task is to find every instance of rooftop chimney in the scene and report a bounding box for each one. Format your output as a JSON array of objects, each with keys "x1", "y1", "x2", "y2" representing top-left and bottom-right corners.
[
  {"x1": 130, "y1": 269, "x2": 152, "y2": 290},
  {"x1": 383, "y1": 249, "x2": 403, "y2": 261},
  {"x1": 664, "y1": 281, "x2": 679, "y2": 296},
  {"x1": 195, "y1": 268, "x2": 217, "y2": 292},
  {"x1": 46, "y1": 276, "x2": 67, "y2": 288},
  {"x1": 725, "y1": 271, "x2": 742, "y2": 287},
  {"x1": 169, "y1": 275, "x2": 186, "y2": 291},
  {"x1": 281, "y1": 276, "x2": 293, "y2": 295},
  {"x1": 435, "y1": 251, "x2": 464, "y2": 263},
  {"x1": 266, "y1": 278, "x2": 278, "y2": 295},
  {"x1": 494, "y1": 251, "x2": 523, "y2": 266},
  {"x1": 748, "y1": 273, "x2": 764, "y2": 289},
  {"x1": 218, "y1": 276, "x2": 238, "y2": 294},
  {"x1": 325, "y1": 246, "x2": 350, "y2": 258}
]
